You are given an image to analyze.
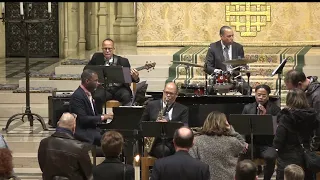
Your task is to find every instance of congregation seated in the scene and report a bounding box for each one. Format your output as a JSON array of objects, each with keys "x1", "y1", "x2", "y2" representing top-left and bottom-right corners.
[
  {"x1": 284, "y1": 164, "x2": 305, "y2": 180},
  {"x1": 189, "y1": 111, "x2": 247, "y2": 180},
  {"x1": 235, "y1": 160, "x2": 258, "y2": 180},
  {"x1": 38, "y1": 112, "x2": 93, "y2": 180},
  {"x1": 150, "y1": 127, "x2": 210, "y2": 180},
  {"x1": 93, "y1": 131, "x2": 134, "y2": 180}
]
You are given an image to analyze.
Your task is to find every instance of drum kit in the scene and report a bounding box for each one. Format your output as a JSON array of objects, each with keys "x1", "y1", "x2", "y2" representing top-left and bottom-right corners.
[{"x1": 173, "y1": 58, "x2": 258, "y2": 95}]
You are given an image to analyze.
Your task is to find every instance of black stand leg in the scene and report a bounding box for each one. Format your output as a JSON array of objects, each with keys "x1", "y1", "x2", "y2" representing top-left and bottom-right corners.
[
  {"x1": 2, "y1": 15, "x2": 47, "y2": 131},
  {"x1": 250, "y1": 119, "x2": 254, "y2": 160},
  {"x1": 278, "y1": 72, "x2": 282, "y2": 100}
]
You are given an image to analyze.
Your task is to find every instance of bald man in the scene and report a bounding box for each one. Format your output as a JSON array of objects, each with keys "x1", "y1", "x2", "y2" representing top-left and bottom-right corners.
[
  {"x1": 38, "y1": 112, "x2": 93, "y2": 180},
  {"x1": 151, "y1": 127, "x2": 210, "y2": 180},
  {"x1": 140, "y1": 82, "x2": 189, "y2": 158}
]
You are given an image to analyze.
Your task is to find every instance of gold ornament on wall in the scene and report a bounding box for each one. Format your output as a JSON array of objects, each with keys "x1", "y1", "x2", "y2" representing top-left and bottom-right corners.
[{"x1": 225, "y1": 2, "x2": 271, "y2": 37}]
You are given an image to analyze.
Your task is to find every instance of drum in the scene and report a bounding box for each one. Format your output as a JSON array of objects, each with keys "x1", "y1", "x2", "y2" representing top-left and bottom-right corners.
[
  {"x1": 215, "y1": 71, "x2": 232, "y2": 84},
  {"x1": 180, "y1": 84, "x2": 205, "y2": 96},
  {"x1": 209, "y1": 71, "x2": 236, "y2": 93}
]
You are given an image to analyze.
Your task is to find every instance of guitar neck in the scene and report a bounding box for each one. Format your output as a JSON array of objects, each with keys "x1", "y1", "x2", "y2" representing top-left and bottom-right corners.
[{"x1": 135, "y1": 66, "x2": 146, "y2": 71}]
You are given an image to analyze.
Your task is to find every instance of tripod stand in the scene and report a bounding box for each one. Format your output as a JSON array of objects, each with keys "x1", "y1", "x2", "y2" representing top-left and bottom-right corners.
[{"x1": 1, "y1": 3, "x2": 52, "y2": 131}]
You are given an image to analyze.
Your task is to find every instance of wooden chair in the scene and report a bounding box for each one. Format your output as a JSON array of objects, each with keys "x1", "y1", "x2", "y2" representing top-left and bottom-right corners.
[
  {"x1": 141, "y1": 156, "x2": 157, "y2": 180},
  {"x1": 104, "y1": 82, "x2": 137, "y2": 109}
]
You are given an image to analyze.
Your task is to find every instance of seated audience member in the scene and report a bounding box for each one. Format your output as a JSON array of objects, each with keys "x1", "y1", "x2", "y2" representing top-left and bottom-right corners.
[
  {"x1": 93, "y1": 131, "x2": 134, "y2": 180},
  {"x1": 284, "y1": 164, "x2": 304, "y2": 180},
  {"x1": 241, "y1": 84, "x2": 280, "y2": 180},
  {"x1": 140, "y1": 82, "x2": 189, "y2": 158},
  {"x1": 38, "y1": 113, "x2": 93, "y2": 180},
  {"x1": 0, "y1": 148, "x2": 15, "y2": 180},
  {"x1": 151, "y1": 127, "x2": 210, "y2": 180},
  {"x1": 235, "y1": 160, "x2": 258, "y2": 180},
  {"x1": 273, "y1": 89, "x2": 320, "y2": 180},
  {"x1": 189, "y1": 111, "x2": 247, "y2": 180},
  {"x1": 86, "y1": 38, "x2": 140, "y2": 114},
  {"x1": 69, "y1": 69, "x2": 113, "y2": 146}
]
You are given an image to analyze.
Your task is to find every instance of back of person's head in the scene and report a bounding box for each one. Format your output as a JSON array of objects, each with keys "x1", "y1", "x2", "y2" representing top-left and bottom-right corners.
[
  {"x1": 101, "y1": 131, "x2": 124, "y2": 158},
  {"x1": 284, "y1": 70, "x2": 307, "y2": 87},
  {"x1": 173, "y1": 127, "x2": 194, "y2": 149},
  {"x1": 57, "y1": 113, "x2": 77, "y2": 134},
  {"x1": 235, "y1": 160, "x2": 257, "y2": 180},
  {"x1": 286, "y1": 88, "x2": 310, "y2": 109},
  {"x1": 0, "y1": 148, "x2": 13, "y2": 178},
  {"x1": 284, "y1": 164, "x2": 304, "y2": 180},
  {"x1": 202, "y1": 111, "x2": 230, "y2": 136}
]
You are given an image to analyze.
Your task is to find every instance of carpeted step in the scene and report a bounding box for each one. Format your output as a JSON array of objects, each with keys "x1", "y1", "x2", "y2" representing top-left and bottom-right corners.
[
  {"x1": 0, "y1": 84, "x2": 19, "y2": 91},
  {"x1": 12, "y1": 87, "x2": 57, "y2": 93}
]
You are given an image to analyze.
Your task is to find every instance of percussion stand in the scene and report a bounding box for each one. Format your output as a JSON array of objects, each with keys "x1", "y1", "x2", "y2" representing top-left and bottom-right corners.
[{"x1": 246, "y1": 72, "x2": 251, "y2": 96}]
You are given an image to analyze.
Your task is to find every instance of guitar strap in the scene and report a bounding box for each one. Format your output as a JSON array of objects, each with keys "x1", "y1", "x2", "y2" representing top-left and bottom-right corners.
[{"x1": 112, "y1": 55, "x2": 118, "y2": 65}]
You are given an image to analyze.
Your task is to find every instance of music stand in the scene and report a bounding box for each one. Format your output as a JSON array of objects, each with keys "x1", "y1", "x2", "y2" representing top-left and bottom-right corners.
[
  {"x1": 84, "y1": 65, "x2": 132, "y2": 113},
  {"x1": 97, "y1": 106, "x2": 144, "y2": 164},
  {"x1": 271, "y1": 57, "x2": 288, "y2": 99},
  {"x1": 141, "y1": 121, "x2": 184, "y2": 158},
  {"x1": 228, "y1": 114, "x2": 277, "y2": 160}
]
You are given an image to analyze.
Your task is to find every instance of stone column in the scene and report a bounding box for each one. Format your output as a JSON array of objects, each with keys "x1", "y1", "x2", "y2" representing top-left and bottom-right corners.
[
  {"x1": 97, "y1": 2, "x2": 108, "y2": 51},
  {"x1": 66, "y1": 2, "x2": 79, "y2": 58},
  {"x1": 62, "y1": 2, "x2": 68, "y2": 58},
  {"x1": 0, "y1": 2, "x2": 5, "y2": 58},
  {"x1": 78, "y1": 2, "x2": 86, "y2": 59},
  {"x1": 85, "y1": 2, "x2": 99, "y2": 51},
  {"x1": 113, "y1": 2, "x2": 137, "y2": 42}
]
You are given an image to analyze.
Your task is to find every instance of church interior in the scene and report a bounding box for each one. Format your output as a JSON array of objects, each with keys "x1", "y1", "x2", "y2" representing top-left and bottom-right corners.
[{"x1": 0, "y1": 2, "x2": 320, "y2": 180}]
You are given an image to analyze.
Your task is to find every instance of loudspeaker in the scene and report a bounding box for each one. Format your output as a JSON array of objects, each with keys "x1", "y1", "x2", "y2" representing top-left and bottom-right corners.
[{"x1": 48, "y1": 96, "x2": 71, "y2": 127}]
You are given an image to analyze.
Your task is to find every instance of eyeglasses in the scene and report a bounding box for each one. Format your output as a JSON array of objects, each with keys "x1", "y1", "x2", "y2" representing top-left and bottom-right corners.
[
  {"x1": 163, "y1": 90, "x2": 177, "y2": 96},
  {"x1": 102, "y1": 47, "x2": 114, "y2": 51}
]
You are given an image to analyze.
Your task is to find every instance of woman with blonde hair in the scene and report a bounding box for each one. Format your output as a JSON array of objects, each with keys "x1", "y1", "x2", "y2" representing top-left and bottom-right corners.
[
  {"x1": 189, "y1": 111, "x2": 247, "y2": 180},
  {"x1": 273, "y1": 88, "x2": 320, "y2": 180}
]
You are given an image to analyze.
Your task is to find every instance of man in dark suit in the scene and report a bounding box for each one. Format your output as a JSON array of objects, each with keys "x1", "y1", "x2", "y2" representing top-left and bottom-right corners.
[
  {"x1": 204, "y1": 26, "x2": 251, "y2": 95},
  {"x1": 38, "y1": 112, "x2": 93, "y2": 180},
  {"x1": 86, "y1": 38, "x2": 140, "y2": 114},
  {"x1": 69, "y1": 69, "x2": 113, "y2": 146},
  {"x1": 241, "y1": 84, "x2": 280, "y2": 180},
  {"x1": 93, "y1": 130, "x2": 134, "y2": 180},
  {"x1": 140, "y1": 82, "x2": 189, "y2": 158},
  {"x1": 150, "y1": 127, "x2": 210, "y2": 180}
]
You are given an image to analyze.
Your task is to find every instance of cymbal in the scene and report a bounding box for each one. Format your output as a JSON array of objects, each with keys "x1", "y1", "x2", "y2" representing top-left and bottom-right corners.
[
  {"x1": 172, "y1": 61, "x2": 204, "y2": 68},
  {"x1": 223, "y1": 58, "x2": 257, "y2": 65}
]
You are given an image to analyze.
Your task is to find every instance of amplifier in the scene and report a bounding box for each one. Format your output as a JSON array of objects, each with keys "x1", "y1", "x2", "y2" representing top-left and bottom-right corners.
[{"x1": 48, "y1": 96, "x2": 71, "y2": 128}]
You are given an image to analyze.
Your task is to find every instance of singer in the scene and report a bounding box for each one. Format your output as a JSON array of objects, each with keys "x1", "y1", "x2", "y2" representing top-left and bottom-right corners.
[
  {"x1": 240, "y1": 84, "x2": 281, "y2": 180},
  {"x1": 140, "y1": 82, "x2": 189, "y2": 158}
]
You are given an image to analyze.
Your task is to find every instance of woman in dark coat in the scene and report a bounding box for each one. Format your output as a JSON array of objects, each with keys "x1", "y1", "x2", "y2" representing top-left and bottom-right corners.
[{"x1": 273, "y1": 88, "x2": 320, "y2": 180}]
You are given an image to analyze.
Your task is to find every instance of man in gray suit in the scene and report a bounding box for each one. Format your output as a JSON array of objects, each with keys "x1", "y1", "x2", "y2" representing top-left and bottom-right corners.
[{"x1": 204, "y1": 26, "x2": 251, "y2": 95}]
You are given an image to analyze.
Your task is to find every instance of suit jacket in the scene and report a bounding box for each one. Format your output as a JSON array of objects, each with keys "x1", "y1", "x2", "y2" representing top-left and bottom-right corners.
[
  {"x1": 204, "y1": 40, "x2": 244, "y2": 75},
  {"x1": 69, "y1": 86, "x2": 102, "y2": 144},
  {"x1": 38, "y1": 131, "x2": 93, "y2": 180},
  {"x1": 242, "y1": 101, "x2": 281, "y2": 116},
  {"x1": 86, "y1": 52, "x2": 139, "y2": 91},
  {"x1": 242, "y1": 101, "x2": 281, "y2": 146},
  {"x1": 93, "y1": 158, "x2": 134, "y2": 180},
  {"x1": 150, "y1": 150, "x2": 210, "y2": 180},
  {"x1": 140, "y1": 99, "x2": 189, "y2": 125}
]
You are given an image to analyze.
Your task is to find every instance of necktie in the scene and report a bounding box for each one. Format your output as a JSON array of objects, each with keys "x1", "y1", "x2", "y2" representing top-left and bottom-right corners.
[
  {"x1": 223, "y1": 46, "x2": 232, "y2": 71},
  {"x1": 88, "y1": 94, "x2": 95, "y2": 115}
]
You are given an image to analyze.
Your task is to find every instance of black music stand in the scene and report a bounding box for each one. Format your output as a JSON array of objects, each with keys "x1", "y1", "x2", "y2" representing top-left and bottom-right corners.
[
  {"x1": 97, "y1": 106, "x2": 144, "y2": 164},
  {"x1": 84, "y1": 65, "x2": 132, "y2": 113},
  {"x1": 271, "y1": 57, "x2": 288, "y2": 99},
  {"x1": 228, "y1": 114, "x2": 277, "y2": 160},
  {"x1": 141, "y1": 121, "x2": 184, "y2": 158}
]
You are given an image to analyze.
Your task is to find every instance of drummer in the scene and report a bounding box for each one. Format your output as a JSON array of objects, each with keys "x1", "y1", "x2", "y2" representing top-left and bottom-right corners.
[{"x1": 204, "y1": 25, "x2": 252, "y2": 95}]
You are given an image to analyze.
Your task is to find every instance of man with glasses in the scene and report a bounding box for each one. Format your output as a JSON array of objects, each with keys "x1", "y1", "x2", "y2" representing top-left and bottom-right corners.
[
  {"x1": 87, "y1": 38, "x2": 140, "y2": 114},
  {"x1": 140, "y1": 82, "x2": 189, "y2": 158}
]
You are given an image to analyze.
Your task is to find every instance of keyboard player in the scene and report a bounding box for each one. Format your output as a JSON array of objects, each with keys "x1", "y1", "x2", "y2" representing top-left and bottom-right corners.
[{"x1": 240, "y1": 84, "x2": 280, "y2": 180}]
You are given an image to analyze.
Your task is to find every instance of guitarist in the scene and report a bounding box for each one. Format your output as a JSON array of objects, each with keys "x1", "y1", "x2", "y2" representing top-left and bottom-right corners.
[{"x1": 86, "y1": 38, "x2": 140, "y2": 114}]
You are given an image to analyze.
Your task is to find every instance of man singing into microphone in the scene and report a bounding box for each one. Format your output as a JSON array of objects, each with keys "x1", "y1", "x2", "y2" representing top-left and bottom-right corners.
[{"x1": 240, "y1": 84, "x2": 280, "y2": 180}]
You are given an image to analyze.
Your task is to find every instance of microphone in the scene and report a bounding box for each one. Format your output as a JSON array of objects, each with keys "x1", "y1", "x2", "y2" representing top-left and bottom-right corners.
[{"x1": 257, "y1": 103, "x2": 261, "y2": 115}]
